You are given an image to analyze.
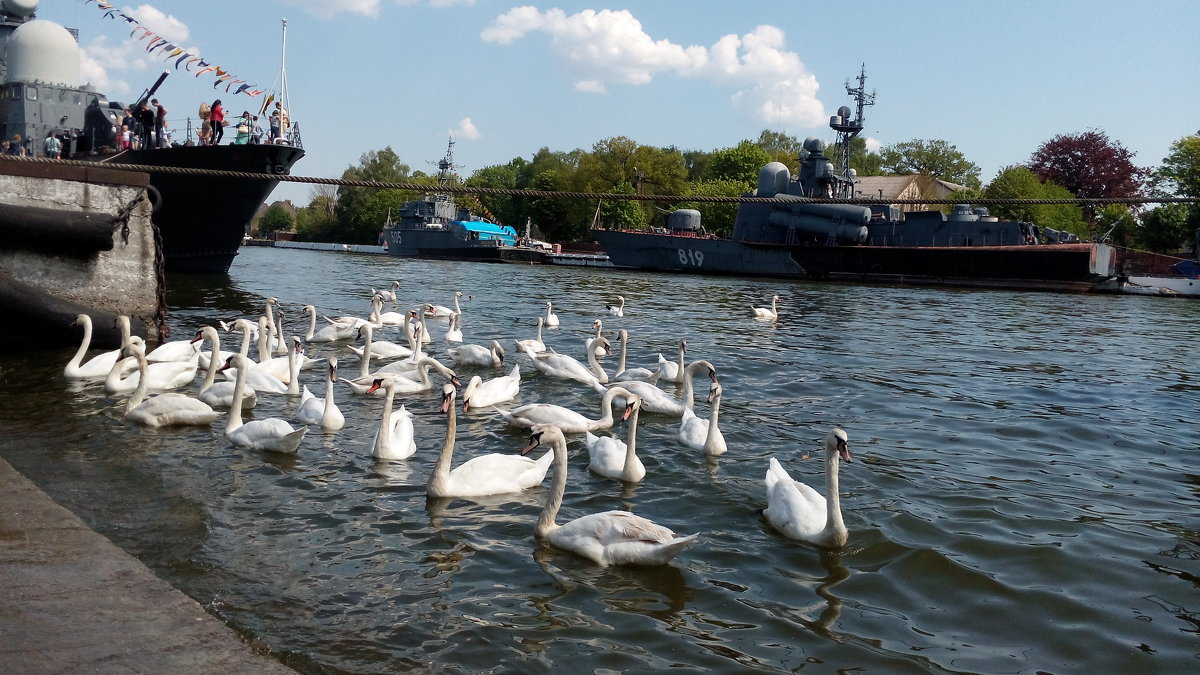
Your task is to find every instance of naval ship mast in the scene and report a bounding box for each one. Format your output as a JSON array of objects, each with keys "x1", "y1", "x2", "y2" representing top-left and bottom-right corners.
[{"x1": 828, "y1": 64, "x2": 875, "y2": 198}]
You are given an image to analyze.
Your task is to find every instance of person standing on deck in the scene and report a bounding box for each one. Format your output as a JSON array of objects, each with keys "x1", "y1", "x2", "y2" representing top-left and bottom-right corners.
[
  {"x1": 210, "y1": 99, "x2": 226, "y2": 145},
  {"x1": 152, "y1": 98, "x2": 168, "y2": 148}
]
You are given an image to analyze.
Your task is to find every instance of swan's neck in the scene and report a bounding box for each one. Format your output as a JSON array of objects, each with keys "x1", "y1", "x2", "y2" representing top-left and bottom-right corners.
[
  {"x1": 428, "y1": 400, "x2": 458, "y2": 493},
  {"x1": 322, "y1": 372, "x2": 337, "y2": 421},
  {"x1": 306, "y1": 308, "x2": 316, "y2": 341},
  {"x1": 67, "y1": 316, "x2": 92, "y2": 370},
  {"x1": 535, "y1": 438, "x2": 568, "y2": 539},
  {"x1": 225, "y1": 359, "x2": 247, "y2": 434},
  {"x1": 704, "y1": 394, "x2": 721, "y2": 450},
  {"x1": 201, "y1": 331, "x2": 220, "y2": 390},
  {"x1": 125, "y1": 352, "x2": 150, "y2": 413},
  {"x1": 360, "y1": 326, "x2": 373, "y2": 377},
  {"x1": 454, "y1": 295, "x2": 462, "y2": 315},
  {"x1": 586, "y1": 341, "x2": 606, "y2": 382},
  {"x1": 238, "y1": 325, "x2": 252, "y2": 358},
  {"x1": 823, "y1": 450, "x2": 848, "y2": 545},
  {"x1": 375, "y1": 387, "x2": 395, "y2": 455},
  {"x1": 682, "y1": 367, "x2": 697, "y2": 410},
  {"x1": 591, "y1": 390, "x2": 617, "y2": 430},
  {"x1": 677, "y1": 343, "x2": 686, "y2": 372},
  {"x1": 286, "y1": 344, "x2": 301, "y2": 396},
  {"x1": 617, "y1": 334, "x2": 628, "y2": 372},
  {"x1": 621, "y1": 407, "x2": 640, "y2": 480},
  {"x1": 535, "y1": 321, "x2": 543, "y2": 342},
  {"x1": 257, "y1": 321, "x2": 271, "y2": 362}
]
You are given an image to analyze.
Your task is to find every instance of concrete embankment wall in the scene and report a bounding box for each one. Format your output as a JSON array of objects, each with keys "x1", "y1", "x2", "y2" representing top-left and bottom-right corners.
[{"x1": 0, "y1": 160, "x2": 160, "y2": 346}]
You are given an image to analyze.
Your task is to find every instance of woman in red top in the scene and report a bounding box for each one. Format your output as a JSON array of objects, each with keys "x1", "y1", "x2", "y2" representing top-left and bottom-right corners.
[{"x1": 210, "y1": 99, "x2": 225, "y2": 145}]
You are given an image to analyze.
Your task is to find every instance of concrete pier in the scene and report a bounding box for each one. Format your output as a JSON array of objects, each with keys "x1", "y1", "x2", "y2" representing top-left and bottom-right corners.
[{"x1": 0, "y1": 457, "x2": 294, "y2": 674}]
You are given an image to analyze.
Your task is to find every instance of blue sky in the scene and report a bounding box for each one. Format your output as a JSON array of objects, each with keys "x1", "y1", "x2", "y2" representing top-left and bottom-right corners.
[{"x1": 40, "y1": 1, "x2": 1200, "y2": 206}]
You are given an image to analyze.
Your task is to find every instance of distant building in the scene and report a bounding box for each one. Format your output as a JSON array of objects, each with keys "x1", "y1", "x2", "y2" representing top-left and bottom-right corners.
[{"x1": 851, "y1": 175, "x2": 968, "y2": 212}]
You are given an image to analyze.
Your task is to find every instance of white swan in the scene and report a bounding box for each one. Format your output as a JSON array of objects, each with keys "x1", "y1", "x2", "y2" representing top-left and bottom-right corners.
[
  {"x1": 296, "y1": 357, "x2": 345, "y2": 430},
  {"x1": 264, "y1": 297, "x2": 287, "y2": 355},
  {"x1": 144, "y1": 332, "x2": 201, "y2": 363},
  {"x1": 64, "y1": 314, "x2": 133, "y2": 379},
  {"x1": 461, "y1": 364, "x2": 521, "y2": 410},
  {"x1": 104, "y1": 336, "x2": 198, "y2": 394},
  {"x1": 224, "y1": 353, "x2": 307, "y2": 453},
  {"x1": 196, "y1": 326, "x2": 257, "y2": 409},
  {"x1": 763, "y1": 428, "x2": 852, "y2": 547},
  {"x1": 373, "y1": 295, "x2": 407, "y2": 326},
  {"x1": 678, "y1": 381, "x2": 727, "y2": 456},
  {"x1": 606, "y1": 295, "x2": 625, "y2": 317},
  {"x1": 424, "y1": 292, "x2": 461, "y2": 318},
  {"x1": 514, "y1": 317, "x2": 546, "y2": 355},
  {"x1": 427, "y1": 384, "x2": 553, "y2": 499},
  {"x1": 448, "y1": 339, "x2": 505, "y2": 368},
  {"x1": 365, "y1": 376, "x2": 416, "y2": 459},
  {"x1": 495, "y1": 385, "x2": 635, "y2": 434},
  {"x1": 372, "y1": 280, "x2": 400, "y2": 303},
  {"x1": 523, "y1": 424, "x2": 698, "y2": 566},
  {"x1": 304, "y1": 304, "x2": 354, "y2": 342},
  {"x1": 597, "y1": 359, "x2": 717, "y2": 416},
  {"x1": 612, "y1": 329, "x2": 660, "y2": 383},
  {"x1": 590, "y1": 319, "x2": 607, "y2": 356},
  {"x1": 341, "y1": 356, "x2": 460, "y2": 396},
  {"x1": 122, "y1": 341, "x2": 218, "y2": 427},
  {"x1": 218, "y1": 320, "x2": 286, "y2": 394},
  {"x1": 444, "y1": 312, "x2": 463, "y2": 343},
  {"x1": 544, "y1": 301, "x2": 560, "y2": 328},
  {"x1": 752, "y1": 294, "x2": 780, "y2": 321},
  {"x1": 348, "y1": 322, "x2": 413, "y2": 363},
  {"x1": 656, "y1": 339, "x2": 687, "y2": 384},
  {"x1": 527, "y1": 336, "x2": 609, "y2": 385},
  {"x1": 585, "y1": 393, "x2": 646, "y2": 482},
  {"x1": 405, "y1": 309, "x2": 432, "y2": 345}
]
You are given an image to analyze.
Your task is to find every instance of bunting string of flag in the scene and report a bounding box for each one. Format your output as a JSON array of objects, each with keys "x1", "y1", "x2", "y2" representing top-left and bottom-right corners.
[{"x1": 84, "y1": 0, "x2": 264, "y2": 97}]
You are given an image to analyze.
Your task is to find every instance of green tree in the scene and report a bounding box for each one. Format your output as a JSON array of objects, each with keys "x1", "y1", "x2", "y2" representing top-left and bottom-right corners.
[
  {"x1": 1136, "y1": 203, "x2": 1192, "y2": 252},
  {"x1": 1096, "y1": 204, "x2": 1137, "y2": 247},
  {"x1": 879, "y1": 139, "x2": 981, "y2": 189},
  {"x1": 466, "y1": 158, "x2": 525, "y2": 227},
  {"x1": 335, "y1": 147, "x2": 412, "y2": 243},
  {"x1": 983, "y1": 166, "x2": 1087, "y2": 236},
  {"x1": 1150, "y1": 135, "x2": 1200, "y2": 249},
  {"x1": 257, "y1": 203, "x2": 293, "y2": 236},
  {"x1": 708, "y1": 140, "x2": 773, "y2": 184},
  {"x1": 756, "y1": 129, "x2": 803, "y2": 157},
  {"x1": 597, "y1": 182, "x2": 645, "y2": 231},
  {"x1": 841, "y1": 136, "x2": 883, "y2": 176}
]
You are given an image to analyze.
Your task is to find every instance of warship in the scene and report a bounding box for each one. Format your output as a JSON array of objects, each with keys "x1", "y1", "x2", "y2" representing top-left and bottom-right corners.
[
  {"x1": 382, "y1": 138, "x2": 546, "y2": 263},
  {"x1": 592, "y1": 68, "x2": 1115, "y2": 293},
  {"x1": 0, "y1": 0, "x2": 304, "y2": 273}
]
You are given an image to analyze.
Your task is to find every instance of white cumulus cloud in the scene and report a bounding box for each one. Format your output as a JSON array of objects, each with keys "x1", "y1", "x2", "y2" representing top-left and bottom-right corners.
[
  {"x1": 864, "y1": 137, "x2": 882, "y2": 153},
  {"x1": 281, "y1": 0, "x2": 380, "y2": 19},
  {"x1": 452, "y1": 117, "x2": 481, "y2": 140},
  {"x1": 481, "y1": 8, "x2": 828, "y2": 128}
]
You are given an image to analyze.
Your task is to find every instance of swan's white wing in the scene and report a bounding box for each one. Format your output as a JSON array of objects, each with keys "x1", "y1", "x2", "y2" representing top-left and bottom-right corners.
[
  {"x1": 677, "y1": 409, "x2": 709, "y2": 450},
  {"x1": 229, "y1": 419, "x2": 306, "y2": 453},
  {"x1": 127, "y1": 393, "x2": 217, "y2": 427},
  {"x1": 763, "y1": 458, "x2": 827, "y2": 540},
  {"x1": 445, "y1": 452, "x2": 549, "y2": 496},
  {"x1": 551, "y1": 511, "x2": 696, "y2": 566}
]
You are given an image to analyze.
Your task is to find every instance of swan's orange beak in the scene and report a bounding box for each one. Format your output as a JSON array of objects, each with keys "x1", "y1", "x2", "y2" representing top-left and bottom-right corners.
[
  {"x1": 461, "y1": 397, "x2": 470, "y2": 414},
  {"x1": 621, "y1": 402, "x2": 634, "y2": 421},
  {"x1": 441, "y1": 390, "x2": 453, "y2": 413},
  {"x1": 366, "y1": 378, "x2": 384, "y2": 395},
  {"x1": 521, "y1": 431, "x2": 543, "y2": 455}
]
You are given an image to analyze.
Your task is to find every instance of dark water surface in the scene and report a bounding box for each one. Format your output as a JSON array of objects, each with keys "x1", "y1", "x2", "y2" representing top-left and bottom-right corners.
[{"x1": 2, "y1": 246, "x2": 1198, "y2": 673}]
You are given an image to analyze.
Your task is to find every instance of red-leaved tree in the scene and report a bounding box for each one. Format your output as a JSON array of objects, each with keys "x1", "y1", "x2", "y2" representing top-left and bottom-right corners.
[{"x1": 1028, "y1": 130, "x2": 1147, "y2": 200}]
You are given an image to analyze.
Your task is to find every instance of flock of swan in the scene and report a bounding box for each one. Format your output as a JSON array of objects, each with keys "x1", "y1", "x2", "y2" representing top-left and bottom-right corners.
[{"x1": 62, "y1": 288, "x2": 852, "y2": 566}]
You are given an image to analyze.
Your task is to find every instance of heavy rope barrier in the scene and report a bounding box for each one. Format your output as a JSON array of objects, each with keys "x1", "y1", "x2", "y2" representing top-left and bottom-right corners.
[{"x1": 4, "y1": 155, "x2": 1197, "y2": 206}]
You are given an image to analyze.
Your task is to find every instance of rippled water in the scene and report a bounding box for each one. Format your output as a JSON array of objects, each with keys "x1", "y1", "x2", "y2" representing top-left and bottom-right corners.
[{"x1": 2, "y1": 246, "x2": 1198, "y2": 673}]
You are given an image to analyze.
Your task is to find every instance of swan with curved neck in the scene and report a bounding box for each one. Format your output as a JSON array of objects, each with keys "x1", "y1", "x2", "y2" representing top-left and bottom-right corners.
[
  {"x1": 104, "y1": 336, "x2": 198, "y2": 394},
  {"x1": 224, "y1": 353, "x2": 307, "y2": 453},
  {"x1": 657, "y1": 339, "x2": 687, "y2": 383},
  {"x1": 64, "y1": 314, "x2": 133, "y2": 379},
  {"x1": 599, "y1": 359, "x2": 717, "y2": 416},
  {"x1": 612, "y1": 329, "x2": 659, "y2": 383},
  {"x1": 448, "y1": 339, "x2": 505, "y2": 368},
  {"x1": 445, "y1": 313, "x2": 463, "y2": 343},
  {"x1": 544, "y1": 301, "x2": 560, "y2": 327},
  {"x1": 606, "y1": 295, "x2": 625, "y2": 317},
  {"x1": 763, "y1": 428, "x2": 852, "y2": 547},
  {"x1": 122, "y1": 340, "x2": 218, "y2": 427},
  {"x1": 427, "y1": 384, "x2": 553, "y2": 498},
  {"x1": 527, "y1": 336, "x2": 610, "y2": 385},
  {"x1": 342, "y1": 356, "x2": 460, "y2": 396},
  {"x1": 495, "y1": 385, "x2": 635, "y2": 434},
  {"x1": 523, "y1": 424, "x2": 698, "y2": 566},
  {"x1": 752, "y1": 295, "x2": 780, "y2": 321},
  {"x1": 586, "y1": 393, "x2": 646, "y2": 482},
  {"x1": 364, "y1": 375, "x2": 416, "y2": 458},
  {"x1": 461, "y1": 364, "x2": 521, "y2": 411},
  {"x1": 678, "y1": 381, "x2": 727, "y2": 455},
  {"x1": 515, "y1": 317, "x2": 546, "y2": 355},
  {"x1": 196, "y1": 325, "x2": 257, "y2": 409},
  {"x1": 296, "y1": 357, "x2": 345, "y2": 431}
]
